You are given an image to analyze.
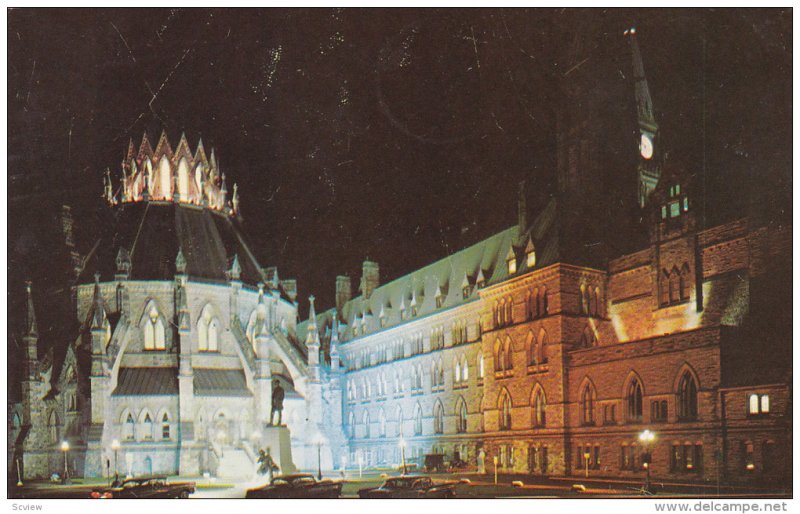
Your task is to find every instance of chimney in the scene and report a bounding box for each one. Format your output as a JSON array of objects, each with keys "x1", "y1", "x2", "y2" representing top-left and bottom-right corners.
[
  {"x1": 360, "y1": 261, "x2": 380, "y2": 299},
  {"x1": 518, "y1": 180, "x2": 527, "y2": 238},
  {"x1": 335, "y1": 275, "x2": 352, "y2": 313}
]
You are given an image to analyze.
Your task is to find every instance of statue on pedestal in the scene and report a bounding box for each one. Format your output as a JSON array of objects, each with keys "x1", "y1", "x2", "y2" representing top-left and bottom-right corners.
[{"x1": 270, "y1": 379, "x2": 285, "y2": 426}]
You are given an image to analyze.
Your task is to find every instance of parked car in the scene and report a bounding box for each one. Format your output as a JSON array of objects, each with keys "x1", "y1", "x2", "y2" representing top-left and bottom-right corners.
[
  {"x1": 358, "y1": 475, "x2": 456, "y2": 499},
  {"x1": 245, "y1": 473, "x2": 343, "y2": 499},
  {"x1": 90, "y1": 476, "x2": 196, "y2": 499}
]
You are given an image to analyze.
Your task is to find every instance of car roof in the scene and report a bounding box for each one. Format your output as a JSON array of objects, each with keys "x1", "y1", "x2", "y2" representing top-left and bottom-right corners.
[{"x1": 274, "y1": 473, "x2": 314, "y2": 480}]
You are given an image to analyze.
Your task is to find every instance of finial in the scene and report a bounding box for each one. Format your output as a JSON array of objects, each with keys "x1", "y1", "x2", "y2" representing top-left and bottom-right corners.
[
  {"x1": 175, "y1": 247, "x2": 187, "y2": 274},
  {"x1": 228, "y1": 254, "x2": 241, "y2": 281}
]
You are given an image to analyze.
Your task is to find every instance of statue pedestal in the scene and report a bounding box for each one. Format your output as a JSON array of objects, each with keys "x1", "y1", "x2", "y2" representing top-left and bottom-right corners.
[{"x1": 260, "y1": 425, "x2": 295, "y2": 474}]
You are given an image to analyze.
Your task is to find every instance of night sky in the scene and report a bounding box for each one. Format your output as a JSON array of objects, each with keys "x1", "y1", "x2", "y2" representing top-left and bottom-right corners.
[{"x1": 8, "y1": 8, "x2": 792, "y2": 316}]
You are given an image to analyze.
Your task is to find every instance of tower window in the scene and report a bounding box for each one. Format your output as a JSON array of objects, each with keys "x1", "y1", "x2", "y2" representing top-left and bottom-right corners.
[
  {"x1": 669, "y1": 201, "x2": 681, "y2": 218},
  {"x1": 748, "y1": 394, "x2": 770, "y2": 415},
  {"x1": 661, "y1": 205, "x2": 667, "y2": 219}
]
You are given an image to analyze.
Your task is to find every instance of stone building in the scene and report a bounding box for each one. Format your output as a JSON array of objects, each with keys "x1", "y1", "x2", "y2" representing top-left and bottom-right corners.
[
  {"x1": 8, "y1": 28, "x2": 791, "y2": 488},
  {"x1": 9, "y1": 133, "x2": 346, "y2": 480}
]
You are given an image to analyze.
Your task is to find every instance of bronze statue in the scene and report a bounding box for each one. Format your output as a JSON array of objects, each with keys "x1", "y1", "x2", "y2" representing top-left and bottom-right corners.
[{"x1": 270, "y1": 379, "x2": 285, "y2": 426}]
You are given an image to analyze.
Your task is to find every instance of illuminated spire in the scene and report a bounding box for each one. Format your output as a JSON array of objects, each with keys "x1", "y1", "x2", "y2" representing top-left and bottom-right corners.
[{"x1": 625, "y1": 27, "x2": 657, "y2": 129}]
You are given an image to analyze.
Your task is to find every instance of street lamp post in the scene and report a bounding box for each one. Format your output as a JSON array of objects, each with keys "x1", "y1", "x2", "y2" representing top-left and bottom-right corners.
[
  {"x1": 639, "y1": 429, "x2": 655, "y2": 493},
  {"x1": 61, "y1": 441, "x2": 70, "y2": 484},
  {"x1": 399, "y1": 437, "x2": 407, "y2": 475},
  {"x1": 317, "y1": 442, "x2": 322, "y2": 480},
  {"x1": 111, "y1": 439, "x2": 120, "y2": 483},
  {"x1": 584, "y1": 451, "x2": 591, "y2": 478}
]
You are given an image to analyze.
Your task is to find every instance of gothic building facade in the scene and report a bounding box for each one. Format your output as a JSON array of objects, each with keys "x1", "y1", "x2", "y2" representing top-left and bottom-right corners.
[{"x1": 8, "y1": 28, "x2": 791, "y2": 487}]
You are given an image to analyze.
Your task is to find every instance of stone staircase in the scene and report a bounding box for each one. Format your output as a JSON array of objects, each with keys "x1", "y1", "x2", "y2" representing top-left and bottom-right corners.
[{"x1": 216, "y1": 446, "x2": 255, "y2": 479}]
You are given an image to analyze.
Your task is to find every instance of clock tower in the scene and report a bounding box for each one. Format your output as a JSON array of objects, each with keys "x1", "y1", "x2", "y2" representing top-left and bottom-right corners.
[{"x1": 625, "y1": 27, "x2": 660, "y2": 208}]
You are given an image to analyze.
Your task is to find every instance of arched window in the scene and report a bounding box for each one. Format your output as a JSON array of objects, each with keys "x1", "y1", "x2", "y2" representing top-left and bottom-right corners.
[
  {"x1": 433, "y1": 403, "x2": 444, "y2": 434},
  {"x1": 414, "y1": 404, "x2": 423, "y2": 435},
  {"x1": 395, "y1": 406, "x2": 403, "y2": 436},
  {"x1": 347, "y1": 412, "x2": 355, "y2": 439},
  {"x1": 454, "y1": 358, "x2": 461, "y2": 384},
  {"x1": 124, "y1": 412, "x2": 135, "y2": 440},
  {"x1": 159, "y1": 155, "x2": 172, "y2": 200},
  {"x1": 478, "y1": 353, "x2": 485, "y2": 381},
  {"x1": 505, "y1": 296, "x2": 513, "y2": 324},
  {"x1": 456, "y1": 398, "x2": 468, "y2": 433},
  {"x1": 143, "y1": 303, "x2": 166, "y2": 350},
  {"x1": 461, "y1": 355, "x2": 469, "y2": 382},
  {"x1": 379, "y1": 409, "x2": 387, "y2": 438},
  {"x1": 195, "y1": 165, "x2": 204, "y2": 198},
  {"x1": 48, "y1": 411, "x2": 60, "y2": 444},
  {"x1": 581, "y1": 383, "x2": 596, "y2": 425},
  {"x1": 362, "y1": 411, "x2": 370, "y2": 439},
  {"x1": 161, "y1": 413, "x2": 171, "y2": 440},
  {"x1": 660, "y1": 269, "x2": 670, "y2": 305},
  {"x1": 580, "y1": 284, "x2": 589, "y2": 314},
  {"x1": 531, "y1": 288, "x2": 539, "y2": 319},
  {"x1": 494, "y1": 339, "x2": 503, "y2": 372},
  {"x1": 198, "y1": 305, "x2": 219, "y2": 352},
  {"x1": 538, "y1": 329, "x2": 548, "y2": 364},
  {"x1": 669, "y1": 266, "x2": 680, "y2": 303},
  {"x1": 540, "y1": 287, "x2": 548, "y2": 316},
  {"x1": 532, "y1": 388, "x2": 546, "y2": 427},
  {"x1": 437, "y1": 359, "x2": 444, "y2": 387},
  {"x1": 142, "y1": 413, "x2": 154, "y2": 440},
  {"x1": 594, "y1": 287, "x2": 601, "y2": 317},
  {"x1": 499, "y1": 391, "x2": 512, "y2": 430},
  {"x1": 504, "y1": 337, "x2": 513, "y2": 371},
  {"x1": 526, "y1": 331, "x2": 536, "y2": 366},
  {"x1": 627, "y1": 378, "x2": 644, "y2": 422},
  {"x1": 678, "y1": 371, "x2": 698, "y2": 420},
  {"x1": 178, "y1": 158, "x2": 190, "y2": 199},
  {"x1": 680, "y1": 263, "x2": 691, "y2": 300}
]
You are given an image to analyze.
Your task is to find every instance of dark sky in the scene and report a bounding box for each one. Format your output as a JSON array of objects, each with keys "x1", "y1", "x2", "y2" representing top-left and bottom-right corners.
[{"x1": 8, "y1": 8, "x2": 792, "y2": 313}]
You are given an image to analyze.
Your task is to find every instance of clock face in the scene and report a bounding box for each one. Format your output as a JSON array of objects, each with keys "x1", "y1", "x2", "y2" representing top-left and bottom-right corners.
[{"x1": 640, "y1": 134, "x2": 654, "y2": 160}]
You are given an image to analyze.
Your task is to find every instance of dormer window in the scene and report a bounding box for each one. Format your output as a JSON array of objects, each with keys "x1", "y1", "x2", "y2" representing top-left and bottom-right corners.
[
  {"x1": 462, "y1": 285, "x2": 470, "y2": 299},
  {"x1": 144, "y1": 305, "x2": 166, "y2": 350},
  {"x1": 508, "y1": 257, "x2": 517, "y2": 274},
  {"x1": 524, "y1": 237, "x2": 536, "y2": 268},
  {"x1": 435, "y1": 295, "x2": 444, "y2": 309}
]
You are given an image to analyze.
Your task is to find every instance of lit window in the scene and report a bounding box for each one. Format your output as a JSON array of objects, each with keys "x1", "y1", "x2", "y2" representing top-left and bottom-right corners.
[
  {"x1": 683, "y1": 197, "x2": 689, "y2": 212},
  {"x1": 144, "y1": 305, "x2": 166, "y2": 350},
  {"x1": 478, "y1": 354, "x2": 485, "y2": 380},
  {"x1": 143, "y1": 413, "x2": 153, "y2": 440},
  {"x1": 508, "y1": 257, "x2": 517, "y2": 275},
  {"x1": 749, "y1": 394, "x2": 770, "y2": 415},
  {"x1": 499, "y1": 392, "x2": 512, "y2": 430},
  {"x1": 670, "y1": 201, "x2": 681, "y2": 218},
  {"x1": 457, "y1": 400, "x2": 468, "y2": 433},
  {"x1": 532, "y1": 389, "x2": 546, "y2": 427},
  {"x1": 162, "y1": 413, "x2": 170, "y2": 440},
  {"x1": 661, "y1": 205, "x2": 667, "y2": 219},
  {"x1": 527, "y1": 250, "x2": 536, "y2": 268}
]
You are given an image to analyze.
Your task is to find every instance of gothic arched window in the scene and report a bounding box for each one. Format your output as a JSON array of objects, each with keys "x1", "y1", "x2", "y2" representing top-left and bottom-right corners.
[
  {"x1": 414, "y1": 404, "x2": 423, "y2": 435},
  {"x1": 680, "y1": 263, "x2": 691, "y2": 300},
  {"x1": 627, "y1": 378, "x2": 644, "y2": 422},
  {"x1": 504, "y1": 337, "x2": 513, "y2": 371},
  {"x1": 395, "y1": 405, "x2": 403, "y2": 436},
  {"x1": 456, "y1": 398, "x2": 468, "y2": 433},
  {"x1": 48, "y1": 411, "x2": 60, "y2": 444},
  {"x1": 499, "y1": 391, "x2": 512, "y2": 430},
  {"x1": 142, "y1": 413, "x2": 154, "y2": 440},
  {"x1": 433, "y1": 403, "x2": 444, "y2": 434},
  {"x1": 362, "y1": 411, "x2": 370, "y2": 439},
  {"x1": 161, "y1": 413, "x2": 171, "y2": 440},
  {"x1": 678, "y1": 371, "x2": 698, "y2": 420},
  {"x1": 538, "y1": 329, "x2": 548, "y2": 364},
  {"x1": 379, "y1": 409, "x2": 387, "y2": 438},
  {"x1": 143, "y1": 304, "x2": 165, "y2": 350},
  {"x1": 581, "y1": 383, "x2": 596, "y2": 426},
  {"x1": 198, "y1": 305, "x2": 219, "y2": 352},
  {"x1": 532, "y1": 388, "x2": 546, "y2": 427},
  {"x1": 124, "y1": 412, "x2": 135, "y2": 440}
]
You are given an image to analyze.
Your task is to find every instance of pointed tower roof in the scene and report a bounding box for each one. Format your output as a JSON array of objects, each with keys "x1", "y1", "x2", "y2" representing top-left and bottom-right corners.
[
  {"x1": 624, "y1": 27, "x2": 657, "y2": 130},
  {"x1": 175, "y1": 247, "x2": 187, "y2": 274},
  {"x1": 173, "y1": 132, "x2": 193, "y2": 163},
  {"x1": 124, "y1": 138, "x2": 136, "y2": 165},
  {"x1": 306, "y1": 295, "x2": 319, "y2": 346},
  {"x1": 91, "y1": 272, "x2": 106, "y2": 329},
  {"x1": 24, "y1": 281, "x2": 38, "y2": 338},
  {"x1": 228, "y1": 254, "x2": 241, "y2": 281},
  {"x1": 153, "y1": 130, "x2": 174, "y2": 160},
  {"x1": 194, "y1": 139, "x2": 209, "y2": 168},
  {"x1": 137, "y1": 132, "x2": 154, "y2": 161}
]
